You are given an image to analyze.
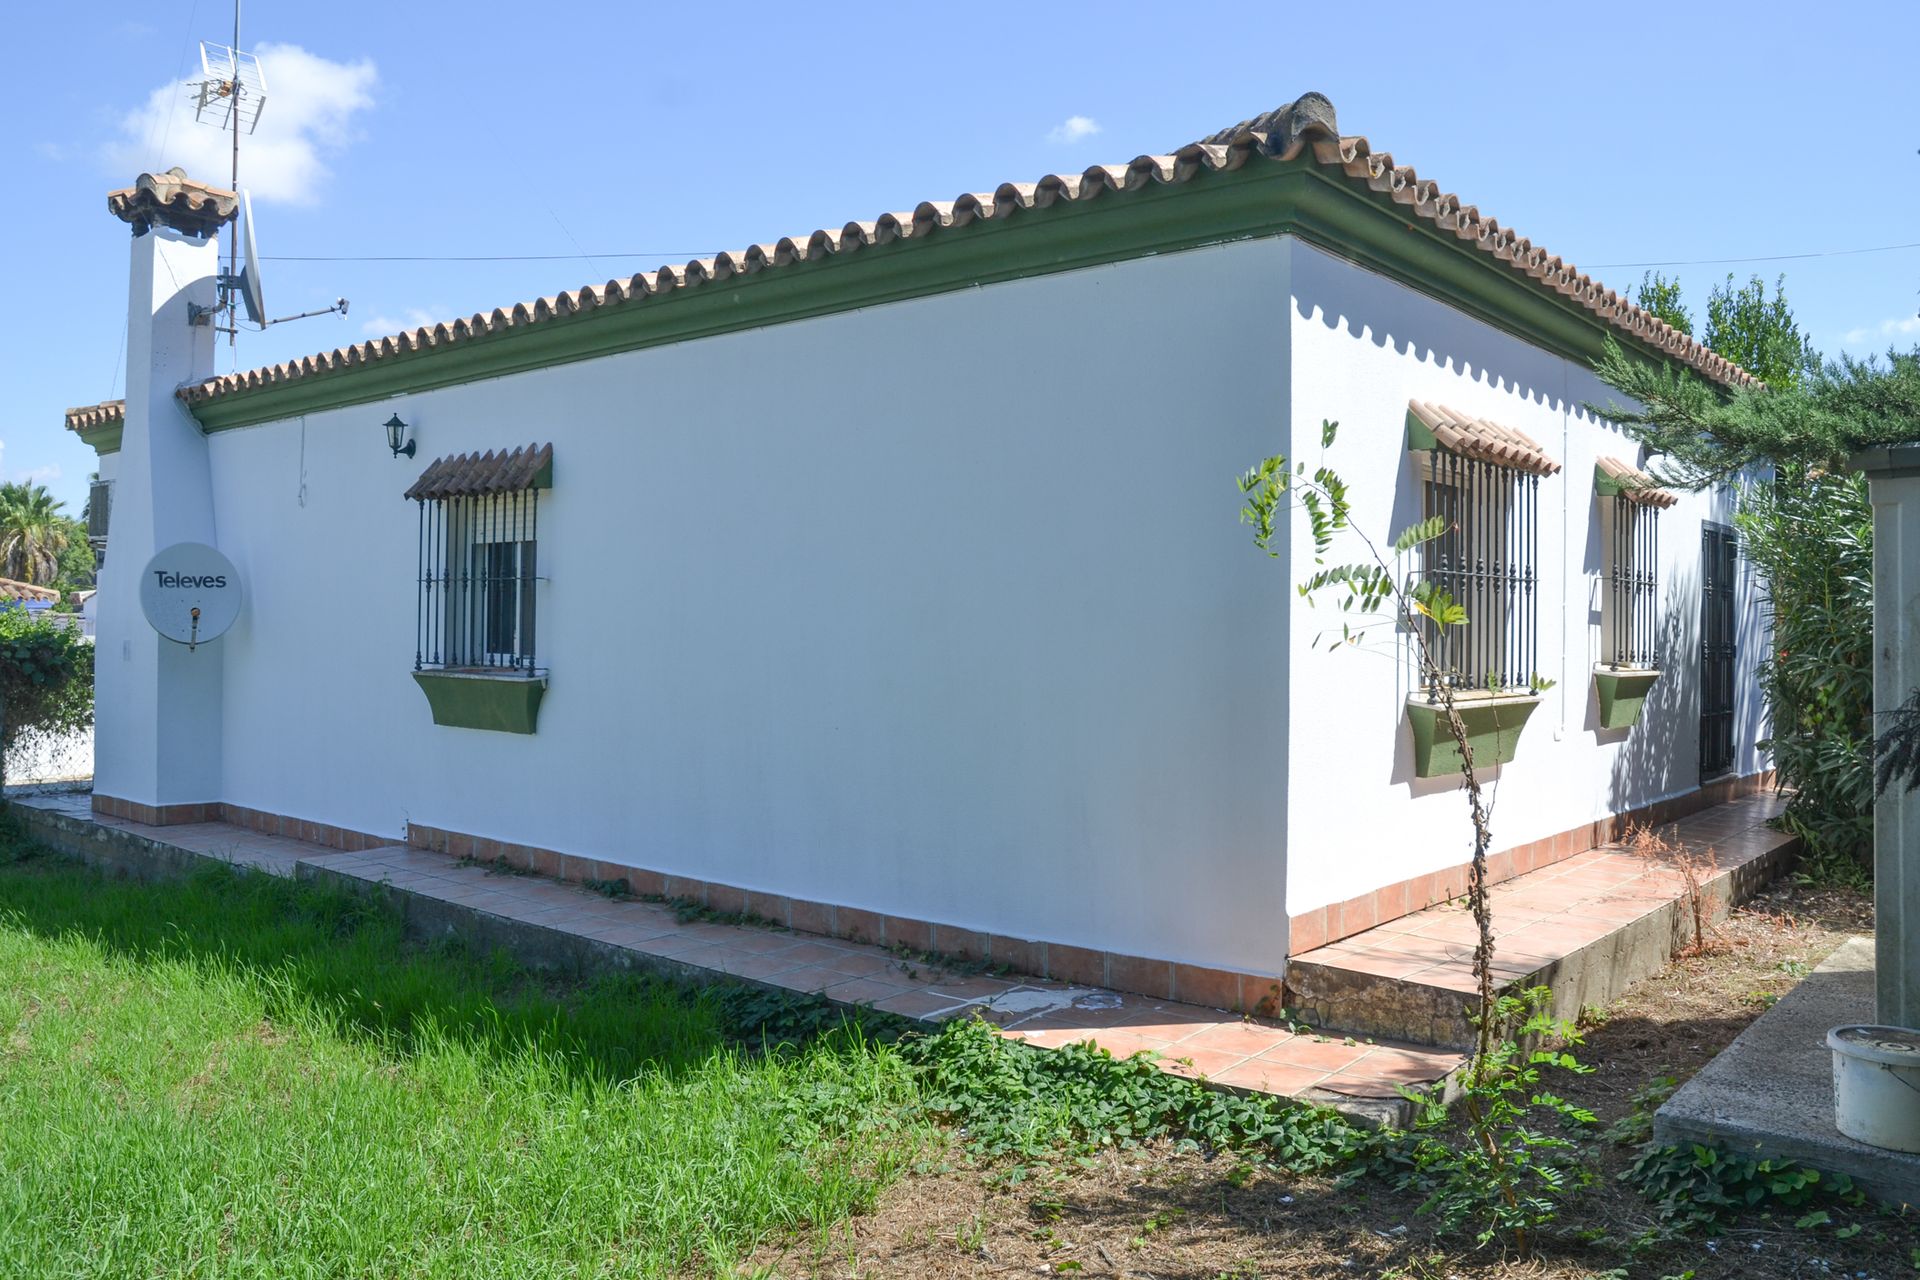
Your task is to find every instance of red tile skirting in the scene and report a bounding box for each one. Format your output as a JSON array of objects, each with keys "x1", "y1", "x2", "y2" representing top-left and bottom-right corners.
[
  {"x1": 90, "y1": 794, "x2": 219, "y2": 826},
  {"x1": 401, "y1": 818, "x2": 1284, "y2": 1012},
  {"x1": 90, "y1": 794, "x2": 388, "y2": 853},
  {"x1": 1286, "y1": 770, "x2": 1778, "y2": 955},
  {"x1": 88, "y1": 770, "x2": 1775, "y2": 1013}
]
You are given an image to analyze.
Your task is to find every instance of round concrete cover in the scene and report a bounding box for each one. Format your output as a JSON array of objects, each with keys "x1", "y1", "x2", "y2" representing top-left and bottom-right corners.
[{"x1": 139, "y1": 542, "x2": 241, "y2": 645}]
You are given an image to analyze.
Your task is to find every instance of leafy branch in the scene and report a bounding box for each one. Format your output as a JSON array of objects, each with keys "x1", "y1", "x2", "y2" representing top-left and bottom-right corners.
[{"x1": 1241, "y1": 420, "x2": 1555, "y2": 1247}]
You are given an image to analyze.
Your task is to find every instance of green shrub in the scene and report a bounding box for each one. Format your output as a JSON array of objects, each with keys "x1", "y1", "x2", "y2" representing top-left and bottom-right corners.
[
  {"x1": 0, "y1": 605, "x2": 93, "y2": 784},
  {"x1": 899, "y1": 1017, "x2": 1373, "y2": 1171},
  {"x1": 1736, "y1": 473, "x2": 1874, "y2": 879},
  {"x1": 1626, "y1": 1143, "x2": 1863, "y2": 1229}
]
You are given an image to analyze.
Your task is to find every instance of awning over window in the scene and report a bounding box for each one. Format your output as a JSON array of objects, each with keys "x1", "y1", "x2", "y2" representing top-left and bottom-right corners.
[
  {"x1": 1405, "y1": 401, "x2": 1561, "y2": 477},
  {"x1": 404, "y1": 443, "x2": 553, "y2": 501},
  {"x1": 1594, "y1": 456, "x2": 1678, "y2": 508}
]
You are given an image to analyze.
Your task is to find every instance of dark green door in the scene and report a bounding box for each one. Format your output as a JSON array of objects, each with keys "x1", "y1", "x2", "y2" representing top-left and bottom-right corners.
[{"x1": 1700, "y1": 523, "x2": 1738, "y2": 778}]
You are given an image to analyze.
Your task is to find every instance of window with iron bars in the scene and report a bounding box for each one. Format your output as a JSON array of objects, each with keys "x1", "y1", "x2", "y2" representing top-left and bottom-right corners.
[
  {"x1": 1604, "y1": 494, "x2": 1660, "y2": 670},
  {"x1": 414, "y1": 488, "x2": 540, "y2": 673},
  {"x1": 1418, "y1": 449, "x2": 1541, "y2": 697}
]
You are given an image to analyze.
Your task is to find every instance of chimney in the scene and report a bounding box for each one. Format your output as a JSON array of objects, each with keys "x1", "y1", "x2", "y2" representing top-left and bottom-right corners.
[{"x1": 91, "y1": 168, "x2": 236, "y2": 822}]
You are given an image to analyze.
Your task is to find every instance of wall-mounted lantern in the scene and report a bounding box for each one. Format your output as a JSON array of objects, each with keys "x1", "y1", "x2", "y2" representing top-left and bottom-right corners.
[{"x1": 385, "y1": 413, "x2": 416, "y2": 460}]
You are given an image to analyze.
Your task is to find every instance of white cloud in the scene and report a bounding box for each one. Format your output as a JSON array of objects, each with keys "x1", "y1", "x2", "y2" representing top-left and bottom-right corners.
[
  {"x1": 1840, "y1": 313, "x2": 1920, "y2": 345},
  {"x1": 1046, "y1": 114, "x2": 1102, "y2": 145},
  {"x1": 0, "y1": 442, "x2": 62, "y2": 492},
  {"x1": 361, "y1": 307, "x2": 445, "y2": 337},
  {"x1": 103, "y1": 43, "x2": 376, "y2": 205}
]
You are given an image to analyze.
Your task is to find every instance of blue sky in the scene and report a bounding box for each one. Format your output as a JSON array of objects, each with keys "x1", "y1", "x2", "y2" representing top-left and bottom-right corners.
[{"x1": 5, "y1": 0, "x2": 1915, "y2": 515}]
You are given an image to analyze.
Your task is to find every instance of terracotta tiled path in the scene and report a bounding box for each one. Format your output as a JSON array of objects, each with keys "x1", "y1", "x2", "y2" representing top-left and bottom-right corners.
[
  {"x1": 1286, "y1": 792, "x2": 1798, "y2": 1049},
  {"x1": 11, "y1": 791, "x2": 1460, "y2": 1114},
  {"x1": 9, "y1": 789, "x2": 1796, "y2": 1116}
]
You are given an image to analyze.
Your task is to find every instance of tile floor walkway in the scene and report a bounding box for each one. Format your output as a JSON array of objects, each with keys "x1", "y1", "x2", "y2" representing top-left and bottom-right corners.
[
  {"x1": 9, "y1": 790, "x2": 1462, "y2": 1107},
  {"x1": 1294, "y1": 792, "x2": 1792, "y2": 992},
  {"x1": 8, "y1": 789, "x2": 1791, "y2": 1108}
]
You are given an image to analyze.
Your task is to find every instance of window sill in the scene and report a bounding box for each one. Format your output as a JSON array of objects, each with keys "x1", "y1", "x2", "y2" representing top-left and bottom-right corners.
[
  {"x1": 412, "y1": 668, "x2": 548, "y2": 734},
  {"x1": 1593, "y1": 667, "x2": 1661, "y2": 730},
  {"x1": 1404, "y1": 692, "x2": 1541, "y2": 778}
]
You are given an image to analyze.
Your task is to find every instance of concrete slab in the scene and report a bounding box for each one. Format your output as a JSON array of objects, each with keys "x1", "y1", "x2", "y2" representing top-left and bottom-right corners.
[{"x1": 1654, "y1": 937, "x2": 1920, "y2": 1208}]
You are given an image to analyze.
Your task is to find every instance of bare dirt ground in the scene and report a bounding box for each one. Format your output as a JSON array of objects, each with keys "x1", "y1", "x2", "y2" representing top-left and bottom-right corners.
[{"x1": 755, "y1": 878, "x2": 1917, "y2": 1279}]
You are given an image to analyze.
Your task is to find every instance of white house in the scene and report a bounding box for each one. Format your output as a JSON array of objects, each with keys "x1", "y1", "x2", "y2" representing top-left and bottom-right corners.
[{"x1": 65, "y1": 94, "x2": 1767, "y2": 1008}]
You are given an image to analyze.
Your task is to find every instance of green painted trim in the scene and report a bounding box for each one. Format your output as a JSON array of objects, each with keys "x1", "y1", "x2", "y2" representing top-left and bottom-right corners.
[
  {"x1": 412, "y1": 670, "x2": 547, "y2": 734},
  {"x1": 1593, "y1": 668, "x2": 1660, "y2": 730},
  {"x1": 1405, "y1": 406, "x2": 1438, "y2": 452},
  {"x1": 78, "y1": 424, "x2": 123, "y2": 456},
  {"x1": 187, "y1": 156, "x2": 1701, "y2": 434},
  {"x1": 1405, "y1": 694, "x2": 1541, "y2": 778}
]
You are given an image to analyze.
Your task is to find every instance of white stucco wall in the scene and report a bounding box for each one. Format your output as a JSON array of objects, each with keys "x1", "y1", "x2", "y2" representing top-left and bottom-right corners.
[
  {"x1": 201, "y1": 239, "x2": 1296, "y2": 975},
  {"x1": 1282, "y1": 240, "x2": 1767, "y2": 917},
  {"x1": 93, "y1": 228, "x2": 224, "y2": 811},
  {"x1": 95, "y1": 227, "x2": 1772, "y2": 971}
]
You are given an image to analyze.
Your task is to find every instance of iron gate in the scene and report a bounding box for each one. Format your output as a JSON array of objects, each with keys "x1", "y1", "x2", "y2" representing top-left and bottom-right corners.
[{"x1": 1700, "y1": 522, "x2": 1738, "y2": 778}]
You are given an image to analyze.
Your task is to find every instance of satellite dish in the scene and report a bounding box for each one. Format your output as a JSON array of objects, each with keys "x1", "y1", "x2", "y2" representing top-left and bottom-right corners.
[
  {"x1": 236, "y1": 191, "x2": 266, "y2": 326},
  {"x1": 139, "y1": 543, "x2": 242, "y2": 650}
]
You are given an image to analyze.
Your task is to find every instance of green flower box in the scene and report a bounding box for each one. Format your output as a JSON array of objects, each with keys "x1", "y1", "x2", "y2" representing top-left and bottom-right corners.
[
  {"x1": 1405, "y1": 693, "x2": 1542, "y2": 778},
  {"x1": 1593, "y1": 668, "x2": 1660, "y2": 730},
  {"x1": 413, "y1": 670, "x2": 548, "y2": 734}
]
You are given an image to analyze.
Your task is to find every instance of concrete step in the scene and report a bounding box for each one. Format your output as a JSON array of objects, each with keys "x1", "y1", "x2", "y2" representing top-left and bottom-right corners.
[{"x1": 1283, "y1": 794, "x2": 1800, "y2": 1050}]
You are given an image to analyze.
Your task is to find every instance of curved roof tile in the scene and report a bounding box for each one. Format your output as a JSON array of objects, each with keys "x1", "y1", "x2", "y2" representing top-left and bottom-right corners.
[
  {"x1": 1408, "y1": 400, "x2": 1563, "y2": 477},
  {"x1": 64, "y1": 400, "x2": 125, "y2": 434},
  {"x1": 1596, "y1": 455, "x2": 1680, "y2": 508},
  {"x1": 179, "y1": 95, "x2": 1751, "y2": 413}
]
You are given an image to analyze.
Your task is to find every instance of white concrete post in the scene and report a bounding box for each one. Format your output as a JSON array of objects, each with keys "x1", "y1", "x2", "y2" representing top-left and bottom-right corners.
[
  {"x1": 1853, "y1": 446, "x2": 1920, "y2": 1028},
  {"x1": 92, "y1": 212, "x2": 225, "y2": 812}
]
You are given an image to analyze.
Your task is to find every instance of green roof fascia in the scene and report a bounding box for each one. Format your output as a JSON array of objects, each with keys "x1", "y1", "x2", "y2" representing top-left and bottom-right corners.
[
  {"x1": 188, "y1": 156, "x2": 1693, "y2": 434},
  {"x1": 77, "y1": 423, "x2": 123, "y2": 456}
]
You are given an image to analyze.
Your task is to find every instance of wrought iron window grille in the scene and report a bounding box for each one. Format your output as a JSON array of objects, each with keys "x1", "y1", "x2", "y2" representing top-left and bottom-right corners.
[
  {"x1": 1605, "y1": 495, "x2": 1660, "y2": 670},
  {"x1": 414, "y1": 487, "x2": 541, "y2": 675},
  {"x1": 1417, "y1": 448, "x2": 1540, "y2": 700}
]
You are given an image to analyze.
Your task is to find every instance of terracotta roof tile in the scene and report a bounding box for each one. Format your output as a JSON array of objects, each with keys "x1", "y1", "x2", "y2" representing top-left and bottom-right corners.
[
  {"x1": 107, "y1": 167, "x2": 237, "y2": 238},
  {"x1": 64, "y1": 400, "x2": 125, "y2": 434},
  {"x1": 1595, "y1": 455, "x2": 1679, "y2": 508},
  {"x1": 1407, "y1": 400, "x2": 1562, "y2": 477},
  {"x1": 177, "y1": 95, "x2": 1753, "y2": 414},
  {"x1": 404, "y1": 444, "x2": 553, "y2": 501},
  {"x1": 0, "y1": 578, "x2": 61, "y2": 603}
]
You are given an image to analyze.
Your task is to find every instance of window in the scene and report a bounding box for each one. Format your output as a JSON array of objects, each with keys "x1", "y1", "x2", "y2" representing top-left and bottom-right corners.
[
  {"x1": 1419, "y1": 448, "x2": 1540, "y2": 695},
  {"x1": 1595, "y1": 456, "x2": 1673, "y2": 671},
  {"x1": 406, "y1": 444, "x2": 552, "y2": 675},
  {"x1": 1603, "y1": 497, "x2": 1657, "y2": 669},
  {"x1": 1404, "y1": 401, "x2": 1560, "y2": 699}
]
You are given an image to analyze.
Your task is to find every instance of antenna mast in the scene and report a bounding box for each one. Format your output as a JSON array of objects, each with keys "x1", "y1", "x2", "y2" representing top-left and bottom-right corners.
[
  {"x1": 228, "y1": 0, "x2": 241, "y2": 345},
  {"x1": 190, "y1": 0, "x2": 267, "y2": 348},
  {"x1": 186, "y1": 7, "x2": 348, "y2": 344}
]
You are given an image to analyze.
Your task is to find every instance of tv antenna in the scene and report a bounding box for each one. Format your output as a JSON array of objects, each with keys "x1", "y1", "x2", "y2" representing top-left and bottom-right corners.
[{"x1": 187, "y1": 2, "x2": 348, "y2": 343}]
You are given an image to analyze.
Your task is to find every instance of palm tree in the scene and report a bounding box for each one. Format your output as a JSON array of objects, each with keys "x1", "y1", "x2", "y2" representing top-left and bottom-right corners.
[{"x1": 0, "y1": 483, "x2": 70, "y2": 585}]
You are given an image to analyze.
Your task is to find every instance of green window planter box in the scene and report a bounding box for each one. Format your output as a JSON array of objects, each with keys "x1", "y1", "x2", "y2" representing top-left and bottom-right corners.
[
  {"x1": 1593, "y1": 668, "x2": 1660, "y2": 730},
  {"x1": 1405, "y1": 692, "x2": 1541, "y2": 778},
  {"x1": 413, "y1": 670, "x2": 548, "y2": 734}
]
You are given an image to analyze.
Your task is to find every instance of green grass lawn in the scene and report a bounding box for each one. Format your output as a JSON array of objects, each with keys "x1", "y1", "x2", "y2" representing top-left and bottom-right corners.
[{"x1": 0, "y1": 838, "x2": 930, "y2": 1278}]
